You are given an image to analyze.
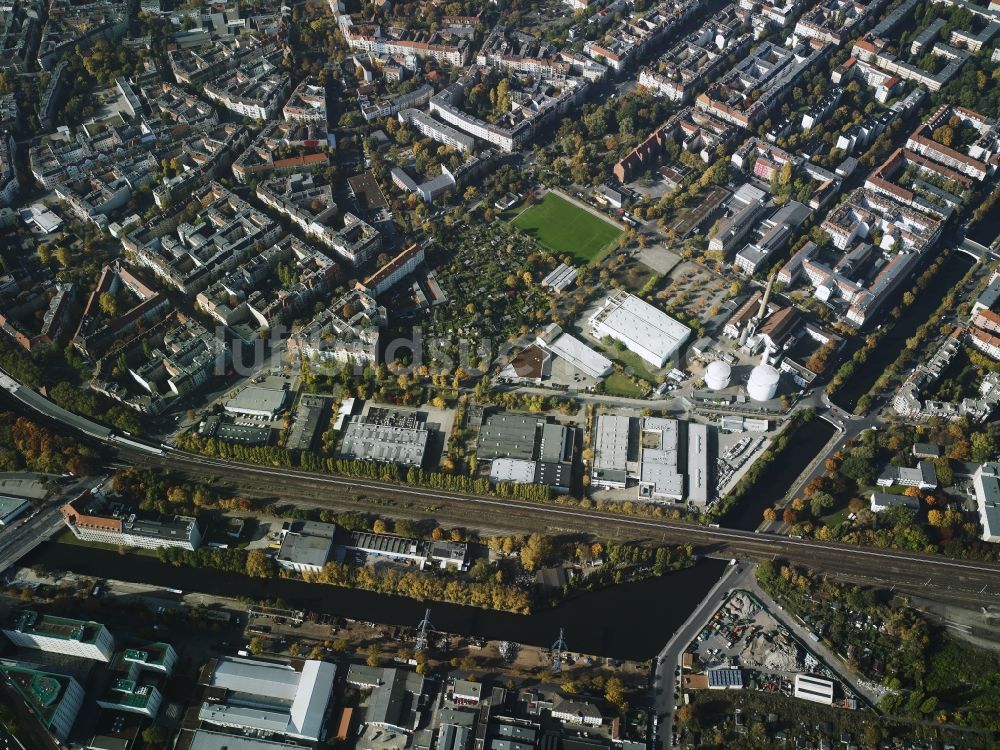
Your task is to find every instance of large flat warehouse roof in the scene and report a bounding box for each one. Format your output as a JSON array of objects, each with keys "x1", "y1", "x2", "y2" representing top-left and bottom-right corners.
[
  {"x1": 590, "y1": 292, "x2": 691, "y2": 367},
  {"x1": 544, "y1": 332, "x2": 613, "y2": 379}
]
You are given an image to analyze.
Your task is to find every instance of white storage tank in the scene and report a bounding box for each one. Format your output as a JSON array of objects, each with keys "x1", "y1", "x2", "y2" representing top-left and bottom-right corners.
[
  {"x1": 704, "y1": 360, "x2": 732, "y2": 391},
  {"x1": 747, "y1": 364, "x2": 780, "y2": 402}
]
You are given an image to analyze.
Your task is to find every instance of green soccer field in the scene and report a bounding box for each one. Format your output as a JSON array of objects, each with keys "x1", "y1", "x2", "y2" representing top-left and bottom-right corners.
[{"x1": 512, "y1": 192, "x2": 623, "y2": 263}]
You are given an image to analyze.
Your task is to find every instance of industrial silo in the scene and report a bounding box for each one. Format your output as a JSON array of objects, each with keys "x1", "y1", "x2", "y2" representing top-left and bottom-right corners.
[{"x1": 704, "y1": 360, "x2": 732, "y2": 391}]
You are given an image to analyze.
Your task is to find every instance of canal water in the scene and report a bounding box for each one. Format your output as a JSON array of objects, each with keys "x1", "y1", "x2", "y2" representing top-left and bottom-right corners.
[
  {"x1": 834, "y1": 253, "x2": 976, "y2": 411},
  {"x1": 720, "y1": 417, "x2": 837, "y2": 531},
  {"x1": 25, "y1": 543, "x2": 726, "y2": 661},
  {"x1": 968, "y1": 213, "x2": 1000, "y2": 249}
]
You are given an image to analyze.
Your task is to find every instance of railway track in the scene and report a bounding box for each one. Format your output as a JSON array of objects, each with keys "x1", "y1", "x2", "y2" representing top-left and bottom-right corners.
[{"x1": 125, "y1": 447, "x2": 1000, "y2": 607}]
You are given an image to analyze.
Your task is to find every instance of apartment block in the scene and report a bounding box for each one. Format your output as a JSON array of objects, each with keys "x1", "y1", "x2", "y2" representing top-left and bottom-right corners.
[
  {"x1": 696, "y1": 40, "x2": 829, "y2": 128},
  {"x1": 288, "y1": 289, "x2": 386, "y2": 366},
  {"x1": 3, "y1": 610, "x2": 115, "y2": 661}
]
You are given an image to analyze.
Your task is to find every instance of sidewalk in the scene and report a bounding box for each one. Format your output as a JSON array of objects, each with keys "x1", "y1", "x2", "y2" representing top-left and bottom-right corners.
[{"x1": 654, "y1": 562, "x2": 745, "y2": 748}]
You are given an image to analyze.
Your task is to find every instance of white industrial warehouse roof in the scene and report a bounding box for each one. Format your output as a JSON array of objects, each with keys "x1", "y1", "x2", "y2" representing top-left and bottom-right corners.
[
  {"x1": 223, "y1": 386, "x2": 289, "y2": 416},
  {"x1": 543, "y1": 333, "x2": 612, "y2": 379},
  {"x1": 590, "y1": 292, "x2": 691, "y2": 366},
  {"x1": 202, "y1": 657, "x2": 335, "y2": 740},
  {"x1": 490, "y1": 458, "x2": 538, "y2": 484},
  {"x1": 211, "y1": 657, "x2": 301, "y2": 699}
]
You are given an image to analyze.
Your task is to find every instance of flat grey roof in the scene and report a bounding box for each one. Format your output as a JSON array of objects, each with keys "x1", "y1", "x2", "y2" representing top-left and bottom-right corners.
[
  {"x1": 203, "y1": 658, "x2": 334, "y2": 741},
  {"x1": 340, "y1": 420, "x2": 429, "y2": 467},
  {"x1": 590, "y1": 292, "x2": 691, "y2": 366},
  {"x1": 978, "y1": 277, "x2": 1000, "y2": 311},
  {"x1": 639, "y1": 462, "x2": 683, "y2": 497},
  {"x1": 278, "y1": 532, "x2": 333, "y2": 568},
  {"x1": 224, "y1": 386, "x2": 289, "y2": 416},
  {"x1": 216, "y1": 423, "x2": 271, "y2": 444},
  {"x1": 127, "y1": 515, "x2": 198, "y2": 541},
  {"x1": 545, "y1": 332, "x2": 612, "y2": 379},
  {"x1": 687, "y1": 422, "x2": 709, "y2": 505},
  {"x1": 351, "y1": 531, "x2": 421, "y2": 557},
  {"x1": 0, "y1": 473, "x2": 51, "y2": 500},
  {"x1": 870, "y1": 492, "x2": 919, "y2": 510},
  {"x1": 291, "y1": 520, "x2": 338, "y2": 539},
  {"x1": 440, "y1": 725, "x2": 472, "y2": 750},
  {"x1": 366, "y1": 668, "x2": 424, "y2": 728},
  {"x1": 190, "y1": 730, "x2": 303, "y2": 750},
  {"x1": 477, "y1": 413, "x2": 541, "y2": 461},
  {"x1": 539, "y1": 423, "x2": 573, "y2": 464},
  {"x1": 495, "y1": 724, "x2": 537, "y2": 742},
  {"x1": 593, "y1": 415, "x2": 631, "y2": 473},
  {"x1": 288, "y1": 394, "x2": 329, "y2": 451},
  {"x1": 535, "y1": 461, "x2": 571, "y2": 490},
  {"x1": 0, "y1": 496, "x2": 31, "y2": 523}
]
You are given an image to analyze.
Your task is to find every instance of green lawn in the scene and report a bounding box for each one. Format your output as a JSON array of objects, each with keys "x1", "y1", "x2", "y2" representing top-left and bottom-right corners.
[
  {"x1": 512, "y1": 192, "x2": 623, "y2": 263},
  {"x1": 820, "y1": 506, "x2": 852, "y2": 527},
  {"x1": 614, "y1": 349, "x2": 659, "y2": 383},
  {"x1": 603, "y1": 373, "x2": 647, "y2": 398}
]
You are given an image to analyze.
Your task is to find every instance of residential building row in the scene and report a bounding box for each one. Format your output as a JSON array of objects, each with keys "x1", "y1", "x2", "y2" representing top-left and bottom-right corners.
[
  {"x1": 614, "y1": 106, "x2": 736, "y2": 182},
  {"x1": 232, "y1": 119, "x2": 330, "y2": 182},
  {"x1": 337, "y1": 13, "x2": 470, "y2": 66},
  {"x1": 287, "y1": 288, "x2": 387, "y2": 366},
  {"x1": 637, "y1": 5, "x2": 753, "y2": 103},
  {"x1": 123, "y1": 181, "x2": 282, "y2": 296},
  {"x1": 892, "y1": 331, "x2": 1000, "y2": 421},
  {"x1": 429, "y1": 67, "x2": 589, "y2": 152},
  {"x1": 695, "y1": 39, "x2": 830, "y2": 129},
  {"x1": 90, "y1": 311, "x2": 229, "y2": 414},
  {"x1": 791, "y1": 0, "x2": 889, "y2": 46},
  {"x1": 583, "y1": 0, "x2": 702, "y2": 72},
  {"x1": 37, "y1": 0, "x2": 126, "y2": 70},
  {"x1": 195, "y1": 233, "x2": 339, "y2": 338},
  {"x1": 0, "y1": 280, "x2": 77, "y2": 353}
]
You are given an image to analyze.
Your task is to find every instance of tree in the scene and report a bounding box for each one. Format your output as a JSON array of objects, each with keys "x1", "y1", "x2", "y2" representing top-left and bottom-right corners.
[
  {"x1": 142, "y1": 726, "x2": 169, "y2": 749},
  {"x1": 98, "y1": 292, "x2": 119, "y2": 317},
  {"x1": 249, "y1": 636, "x2": 265, "y2": 655},
  {"x1": 245, "y1": 549, "x2": 273, "y2": 578},
  {"x1": 839, "y1": 454, "x2": 876, "y2": 485},
  {"x1": 777, "y1": 161, "x2": 793, "y2": 187},
  {"x1": 763, "y1": 507, "x2": 778, "y2": 522},
  {"x1": 330, "y1": 638, "x2": 350, "y2": 653},
  {"x1": 604, "y1": 676, "x2": 628, "y2": 712},
  {"x1": 519, "y1": 533, "x2": 554, "y2": 572},
  {"x1": 468, "y1": 558, "x2": 493, "y2": 582},
  {"x1": 675, "y1": 704, "x2": 697, "y2": 724},
  {"x1": 932, "y1": 125, "x2": 954, "y2": 146},
  {"x1": 373, "y1": 519, "x2": 388, "y2": 534},
  {"x1": 971, "y1": 432, "x2": 996, "y2": 463},
  {"x1": 366, "y1": 644, "x2": 381, "y2": 667},
  {"x1": 809, "y1": 491, "x2": 835, "y2": 518}
]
